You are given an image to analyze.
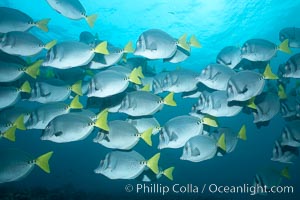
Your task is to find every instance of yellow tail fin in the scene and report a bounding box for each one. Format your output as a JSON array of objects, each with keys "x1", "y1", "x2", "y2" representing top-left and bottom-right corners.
[
  {"x1": 237, "y1": 125, "x2": 247, "y2": 140},
  {"x1": 36, "y1": 18, "x2": 50, "y2": 32},
  {"x1": 86, "y1": 14, "x2": 98, "y2": 28},
  {"x1": 14, "y1": 115, "x2": 26, "y2": 130},
  {"x1": 163, "y1": 92, "x2": 177, "y2": 106},
  {"x1": 136, "y1": 66, "x2": 144, "y2": 78},
  {"x1": 20, "y1": 81, "x2": 31, "y2": 93},
  {"x1": 278, "y1": 84, "x2": 287, "y2": 100},
  {"x1": 45, "y1": 40, "x2": 57, "y2": 50},
  {"x1": 281, "y1": 167, "x2": 291, "y2": 179},
  {"x1": 25, "y1": 60, "x2": 43, "y2": 79},
  {"x1": 123, "y1": 41, "x2": 134, "y2": 53},
  {"x1": 278, "y1": 39, "x2": 292, "y2": 54},
  {"x1": 35, "y1": 151, "x2": 54, "y2": 173},
  {"x1": 71, "y1": 80, "x2": 83, "y2": 96},
  {"x1": 201, "y1": 116, "x2": 218, "y2": 127},
  {"x1": 147, "y1": 153, "x2": 160, "y2": 174},
  {"x1": 69, "y1": 95, "x2": 83, "y2": 109},
  {"x1": 247, "y1": 97, "x2": 257, "y2": 110},
  {"x1": 163, "y1": 166, "x2": 175, "y2": 181},
  {"x1": 141, "y1": 84, "x2": 150, "y2": 92},
  {"x1": 217, "y1": 133, "x2": 226, "y2": 151},
  {"x1": 94, "y1": 41, "x2": 109, "y2": 55},
  {"x1": 263, "y1": 64, "x2": 278, "y2": 80},
  {"x1": 177, "y1": 33, "x2": 190, "y2": 52},
  {"x1": 129, "y1": 68, "x2": 142, "y2": 85},
  {"x1": 3, "y1": 126, "x2": 17, "y2": 142},
  {"x1": 140, "y1": 128, "x2": 153, "y2": 146},
  {"x1": 189, "y1": 35, "x2": 201, "y2": 48},
  {"x1": 95, "y1": 109, "x2": 109, "y2": 131}
]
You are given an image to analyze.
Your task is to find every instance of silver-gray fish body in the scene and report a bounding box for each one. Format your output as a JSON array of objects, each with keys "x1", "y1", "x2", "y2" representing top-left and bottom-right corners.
[
  {"x1": 94, "y1": 150, "x2": 146, "y2": 180},
  {"x1": 26, "y1": 102, "x2": 69, "y2": 130},
  {"x1": 253, "y1": 92, "x2": 280, "y2": 123},
  {"x1": 282, "y1": 53, "x2": 300, "y2": 78},
  {"x1": 28, "y1": 81, "x2": 71, "y2": 104},
  {"x1": 180, "y1": 135, "x2": 217, "y2": 162},
  {"x1": 0, "y1": 7, "x2": 36, "y2": 33},
  {"x1": 280, "y1": 120, "x2": 300, "y2": 147},
  {"x1": 134, "y1": 29, "x2": 177, "y2": 59},
  {"x1": 0, "y1": 31, "x2": 45, "y2": 56},
  {"x1": 200, "y1": 90, "x2": 243, "y2": 117},
  {"x1": 279, "y1": 27, "x2": 300, "y2": 48},
  {"x1": 212, "y1": 127, "x2": 237, "y2": 154},
  {"x1": 87, "y1": 70, "x2": 130, "y2": 98},
  {"x1": 46, "y1": 0, "x2": 86, "y2": 20},
  {"x1": 227, "y1": 70, "x2": 265, "y2": 102},
  {"x1": 162, "y1": 70, "x2": 200, "y2": 93},
  {"x1": 271, "y1": 140, "x2": 299, "y2": 164},
  {"x1": 241, "y1": 39, "x2": 277, "y2": 61},
  {"x1": 216, "y1": 46, "x2": 241, "y2": 69},
  {"x1": 43, "y1": 41, "x2": 94, "y2": 69},
  {"x1": 158, "y1": 115, "x2": 203, "y2": 149},
  {"x1": 0, "y1": 86, "x2": 21, "y2": 110},
  {"x1": 0, "y1": 61, "x2": 27, "y2": 82},
  {"x1": 127, "y1": 117, "x2": 160, "y2": 135},
  {"x1": 93, "y1": 120, "x2": 140, "y2": 150},
  {"x1": 197, "y1": 64, "x2": 236, "y2": 91},
  {"x1": 0, "y1": 148, "x2": 34, "y2": 183},
  {"x1": 118, "y1": 91, "x2": 164, "y2": 116},
  {"x1": 41, "y1": 113, "x2": 93, "y2": 143},
  {"x1": 163, "y1": 46, "x2": 190, "y2": 63}
]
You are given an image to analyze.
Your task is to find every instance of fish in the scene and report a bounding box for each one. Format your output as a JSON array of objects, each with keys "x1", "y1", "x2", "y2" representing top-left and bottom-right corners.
[
  {"x1": 0, "y1": 7, "x2": 50, "y2": 32},
  {"x1": 53, "y1": 67, "x2": 92, "y2": 85},
  {"x1": 0, "y1": 106, "x2": 31, "y2": 127},
  {"x1": 158, "y1": 115, "x2": 218, "y2": 149},
  {"x1": 0, "y1": 148, "x2": 53, "y2": 183},
  {"x1": 87, "y1": 68, "x2": 141, "y2": 98},
  {"x1": 160, "y1": 69, "x2": 200, "y2": 93},
  {"x1": 27, "y1": 80, "x2": 82, "y2": 104},
  {"x1": 94, "y1": 150, "x2": 160, "y2": 180},
  {"x1": 194, "y1": 90, "x2": 243, "y2": 117},
  {"x1": 197, "y1": 64, "x2": 236, "y2": 91},
  {"x1": 123, "y1": 57, "x2": 155, "y2": 76},
  {"x1": 212, "y1": 125, "x2": 247, "y2": 155},
  {"x1": 41, "y1": 109, "x2": 109, "y2": 143},
  {"x1": 163, "y1": 34, "x2": 201, "y2": 63},
  {"x1": 152, "y1": 72, "x2": 170, "y2": 94},
  {"x1": 0, "y1": 114, "x2": 26, "y2": 134},
  {"x1": 87, "y1": 41, "x2": 134, "y2": 69},
  {"x1": 280, "y1": 120, "x2": 300, "y2": 147},
  {"x1": 280, "y1": 94, "x2": 300, "y2": 119},
  {"x1": 0, "y1": 126, "x2": 17, "y2": 142},
  {"x1": 0, "y1": 59, "x2": 42, "y2": 82},
  {"x1": 26, "y1": 95, "x2": 83, "y2": 130},
  {"x1": 136, "y1": 166, "x2": 175, "y2": 182},
  {"x1": 134, "y1": 29, "x2": 189, "y2": 59},
  {"x1": 42, "y1": 41, "x2": 108, "y2": 69},
  {"x1": 126, "y1": 117, "x2": 161, "y2": 135},
  {"x1": 279, "y1": 27, "x2": 300, "y2": 48},
  {"x1": 253, "y1": 167, "x2": 290, "y2": 194},
  {"x1": 252, "y1": 92, "x2": 280, "y2": 124},
  {"x1": 0, "y1": 81, "x2": 31, "y2": 110},
  {"x1": 241, "y1": 38, "x2": 291, "y2": 61},
  {"x1": 93, "y1": 120, "x2": 153, "y2": 150},
  {"x1": 216, "y1": 46, "x2": 241, "y2": 69},
  {"x1": 116, "y1": 91, "x2": 177, "y2": 116},
  {"x1": 271, "y1": 140, "x2": 299, "y2": 164},
  {"x1": 46, "y1": 0, "x2": 98, "y2": 28},
  {"x1": 282, "y1": 53, "x2": 300, "y2": 78},
  {"x1": 79, "y1": 31, "x2": 97, "y2": 46},
  {"x1": 180, "y1": 134, "x2": 226, "y2": 162},
  {"x1": 227, "y1": 64, "x2": 278, "y2": 102},
  {"x1": 0, "y1": 31, "x2": 57, "y2": 56}
]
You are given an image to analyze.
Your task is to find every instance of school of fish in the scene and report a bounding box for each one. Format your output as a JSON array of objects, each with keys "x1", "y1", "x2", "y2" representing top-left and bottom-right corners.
[{"x1": 0, "y1": 0, "x2": 300, "y2": 193}]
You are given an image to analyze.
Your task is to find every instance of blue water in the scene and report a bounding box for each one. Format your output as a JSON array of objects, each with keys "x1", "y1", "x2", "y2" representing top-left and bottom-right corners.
[{"x1": 1, "y1": 0, "x2": 300, "y2": 199}]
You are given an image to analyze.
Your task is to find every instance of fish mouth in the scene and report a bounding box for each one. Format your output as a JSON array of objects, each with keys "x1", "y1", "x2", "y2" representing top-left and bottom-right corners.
[{"x1": 94, "y1": 160, "x2": 105, "y2": 174}]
